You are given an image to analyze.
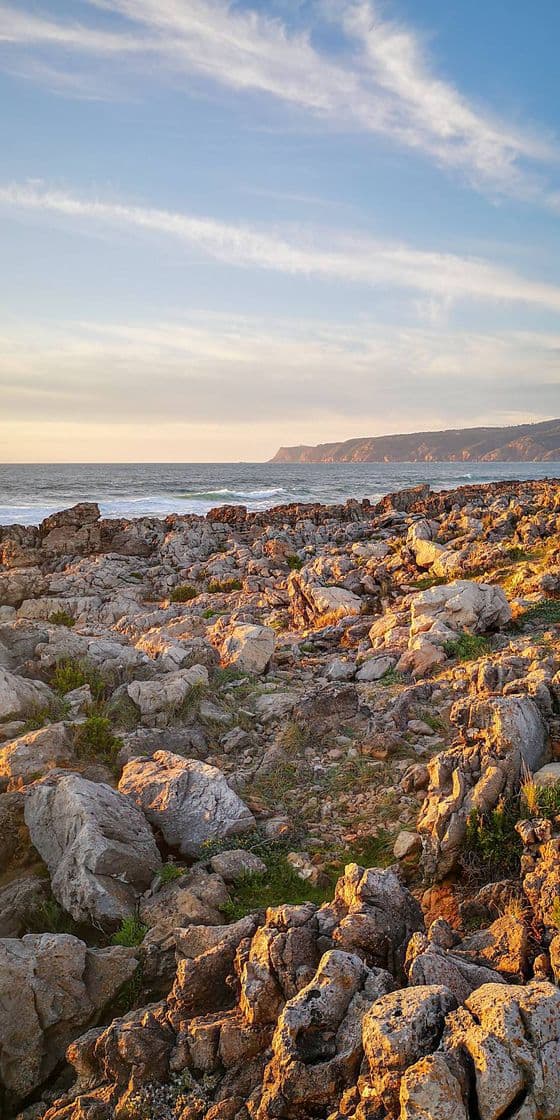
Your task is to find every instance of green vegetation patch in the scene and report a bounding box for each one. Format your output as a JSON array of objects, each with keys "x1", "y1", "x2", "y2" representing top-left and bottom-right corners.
[
  {"x1": 111, "y1": 915, "x2": 148, "y2": 947},
  {"x1": 51, "y1": 657, "x2": 106, "y2": 700},
  {"x1": 74, "y1": 712, "x2": 123, "y2": 768},
  {"x1": 207, "y1": 577, "x2": 243, "y2": 593},
  {"x1": 157, "y1": 861, "x2": 187, "y2": 886},
  {"x1": 462, "y1": 799, "x2": 521, "y2": 881},
  {"x1": 286, "y1": 554, "x2": 303, "y2": 571},
  {"x1": 443, "y1": 632, "x2": 491, "y2": 661},
  {"x1": 518, "y1": 599, "x2": 560, "y2": 627},
  {"x1": 170, "y1": 584, "x2": 199, "y2": 603},
  {"x1": 48, "y1": 610, "x2": 76, "y2": 628}
]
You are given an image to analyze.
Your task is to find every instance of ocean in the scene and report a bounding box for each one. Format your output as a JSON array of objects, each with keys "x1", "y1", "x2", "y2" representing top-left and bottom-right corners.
[{"x1": 0, "y1": 461, "x2": 559, "y2": 526}]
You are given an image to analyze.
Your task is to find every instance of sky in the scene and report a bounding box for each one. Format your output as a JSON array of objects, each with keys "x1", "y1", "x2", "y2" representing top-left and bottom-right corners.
[{"x1": 0, "y1": 0, "x2": 559, "y2": 462}]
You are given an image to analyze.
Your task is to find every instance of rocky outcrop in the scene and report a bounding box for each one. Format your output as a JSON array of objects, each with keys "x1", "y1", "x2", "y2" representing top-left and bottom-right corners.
[
  {"x1": 2, "y1": 481, "x2": 560, "y2": 1119},
  {"x1": 418, "y1": 695, "x2": 547, "y2": 879},
  {"x1": 399, "y1": 580, "x2": 512, "y2": 676},
  {"x1": 441, "y1": 981, "x2": 560, "y2": 1120},
  {"x1": 0, "y1": 933, "x2": 137, "y2": 1107},
  {"x1": 288, "y1": 569, "x2": 363, "y2": 627},
  {"x1": 24, "y1": 772, "x2": 162, "y2": 925},
  {"x1": 258, "y1": 950, "x2": 395, "y2": 1118},
  {"x1": 119, "y1": 750, "x2": 255, "y2": 857}
]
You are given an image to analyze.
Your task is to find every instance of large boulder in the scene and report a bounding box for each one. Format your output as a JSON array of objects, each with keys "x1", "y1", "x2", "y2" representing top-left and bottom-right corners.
[
  {"x1": 319, "y1": 863, "x2": 424, "y2": 978},
  {"x1": 119, "y1": 750, "x2": 255, "y2": 857},
  {"x1": 0, "y1": 567, "x2": 46, "y2": 608},
  {"x1": 0, "y1": 667, "x2": 54, "y2": 721},
  {"x1": 0, "y1": 933, "x2": 136, "y2": 1106},
  {"x1": 0, "y1": 876, "x2": 48, "y2": 937},
  {"x1": 405, "y1": 933, "x2": 505, "y2": 1003},
  {"x1": 38, "y1": 502, "x2": 101, "y2": 555},
  {"x1": 221, "y1": 623, "x2": 276, "y2": 674},
  {"x1": 400, "y1": 580, "x2": 512, "y2": 674},
  {"x1": 410, "y1": 580, "x2": 511, "y2": 637},
  {"x1": 24, "y1": 772, "x2": 162, "y2": 926}
]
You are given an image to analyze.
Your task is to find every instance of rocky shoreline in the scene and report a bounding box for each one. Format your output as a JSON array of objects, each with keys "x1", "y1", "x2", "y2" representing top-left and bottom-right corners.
[{"x1": 1, "y1": 479, "x2": 560, "y2": 1119}]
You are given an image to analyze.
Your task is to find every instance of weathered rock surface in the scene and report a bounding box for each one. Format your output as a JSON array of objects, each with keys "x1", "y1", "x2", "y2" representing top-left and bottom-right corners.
[
  {"x1": 2, "y1": 482, "x2": 560, "y2": 1119},
  {"x1": 220, "y1": 623, "x2": 276, "y2": 674},
  {"x1": 125, "y1": 666, "x2": 208, "y2": 727},
  {"x1": 288, "y1": 569, "x2": 362, "y2": 627},
  {"x1": 0, "y1": 667, "x2": 54, "y2": 720},
  {"x1": 24, "y1": 772, "x2": 162, "y2": 925},
  {"x1": 119, "y1": 750, "x2": 255, "y2": 857},
  {"x1": 418, "y1": 695, "x2": 547, "y2": 879},
  {"x1": 0, "y1": 722, "x2": 74, "y2": 784},
  {"x1": 0, "y1": 933, "x2": 136, "y2": 1106}
]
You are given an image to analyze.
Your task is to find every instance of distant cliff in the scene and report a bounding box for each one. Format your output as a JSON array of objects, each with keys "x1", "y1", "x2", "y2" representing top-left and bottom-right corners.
[{"x1": 270, "y1": 418, "x2": 560, "y2": 463}]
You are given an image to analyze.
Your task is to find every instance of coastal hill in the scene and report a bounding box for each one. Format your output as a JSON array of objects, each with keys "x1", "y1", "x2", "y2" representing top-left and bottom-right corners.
[{"x1": 270, "y1": 416, "x2": 560, "y2": 463}]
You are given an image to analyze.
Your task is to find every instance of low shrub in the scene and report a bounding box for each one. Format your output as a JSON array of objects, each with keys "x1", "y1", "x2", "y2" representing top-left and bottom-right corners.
[
  {"x1": 51, "y1": 658, "x2": 105, "y2": 700},
  {"x1": 518, "y1": 599, "x2": 560, "y2": 626},
  {"x1": 170, "y1": 585, "x2": 198, "y2": 603},
  {"x1": 74, "y1": 713, "x2": 122, "y2": 767},
  {"x1": 48, "y1": 610, "x2": 76, "y2": 627},
  {"x1": 207, "y1": 577, "x2": 243, "y2": 593},
  {"x1": 286, "y1": 554, "x2": 303, "y2": 571},
  {"x1": 443, "y1": 632, "x2": 491, "y2": 661},
  {"x1": 462, "y1": 799, "x2": 521, "y2": 881},
  {"x1": 157, "y1": 862, "x2": 186, "y2": 885},
  {"x1": 111, "y1": 915, "x2": 148, "y2": 947}
]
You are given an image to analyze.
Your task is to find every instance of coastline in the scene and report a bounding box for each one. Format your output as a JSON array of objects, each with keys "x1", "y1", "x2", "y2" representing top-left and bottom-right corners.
[{"x1": 1, "y1": 476, "x2": 560, "y2": 1118}]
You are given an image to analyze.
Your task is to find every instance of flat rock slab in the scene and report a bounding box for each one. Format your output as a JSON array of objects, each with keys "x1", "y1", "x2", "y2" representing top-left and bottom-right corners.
[{"x1": 119, "y1": 749, "x2": 255, "y2": 858}]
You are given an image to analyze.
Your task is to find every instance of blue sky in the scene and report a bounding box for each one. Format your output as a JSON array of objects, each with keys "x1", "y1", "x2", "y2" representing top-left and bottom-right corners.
[{"x1": 0, "y1": 0, "x2": 559, "y2": 461}]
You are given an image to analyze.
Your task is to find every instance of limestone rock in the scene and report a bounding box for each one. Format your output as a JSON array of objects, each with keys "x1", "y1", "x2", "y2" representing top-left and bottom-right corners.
[
  {"x1": 320, "y1": 863, "x2": 424, "y2": 978},
  {"x1": 356, "y1": 655, "x2": 396, "y2": 682},
  {"x1": 0, "y1": 668, "x2": 54, "y2": 721},
  {"x1": 210, "y1": 849, "x2": 267, "y2": 882},
  {"x1": 0, "y1": 723, "x2": 74, "y2": 784},
  {"x1": 443, "y1": 981, "x2": 560, "y2": 1120},
  {"x1": 410, "y1": 580, "x2": 511, "y2": 639},
  {"x1": 418, "y1": 696, "x2": 547, "y2": 879},
  {"x1": 399, "y1": 1053, "x2": 468, "y2": 1120},
  {"x1": 0, "y1": 933, "x2": 136, "y2": 1104},
  {"x1": 288, "y1": 570, "x2": 362, "y2": 628},
  {"x1": 0, "y1": 876, "x2": 48, "y2": 938},
  {"x1": 405, "y1": 933, "x2": 505, "y2": 1003},
  {"x1": 139, "y1": 869, "x2": 229, "y2": 933},
  {"x1": 126, "y1": 666, "x2": 208, "y2": 728},
  {"x1": 119, "y1": 750, "x2": 255, "y2": 858},
  {"x1": 258, "y1": 950, "x2": 395, "y2": 1119},
  {"x1": 360, "y1": 984, "x2": 457, "y2": 1117},
  {"x1": 221, "y1": 624, "x2": 276, "y2": 675},
  {"x1": 24, "y1": 772, "x2": 161, "y2": 926}
]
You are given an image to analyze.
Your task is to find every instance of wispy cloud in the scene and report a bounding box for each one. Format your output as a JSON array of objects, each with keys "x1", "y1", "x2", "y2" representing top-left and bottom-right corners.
[
  {"x1": 1, "y1": 313, "x2": 558, "y2": 434},
  {"x1": 2, "y1": 181, "x2": 560, "y2": 312},
  {"x1": 0, "y1": 0, "x2": 556, "y2": 202}
]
